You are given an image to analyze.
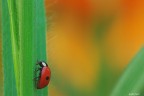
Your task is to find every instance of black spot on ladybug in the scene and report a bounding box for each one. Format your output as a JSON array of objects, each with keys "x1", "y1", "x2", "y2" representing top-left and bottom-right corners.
[{"x1": 46, "y1": 76, "x2": 49, "y2": 80}]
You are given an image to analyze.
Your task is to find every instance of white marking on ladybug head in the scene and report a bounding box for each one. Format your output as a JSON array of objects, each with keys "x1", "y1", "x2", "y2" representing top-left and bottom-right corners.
[{"x1": 42, "y1": 62, "x2": 47, "y2": 67}]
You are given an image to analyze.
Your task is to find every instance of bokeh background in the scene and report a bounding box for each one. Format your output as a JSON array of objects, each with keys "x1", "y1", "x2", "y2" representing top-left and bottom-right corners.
[
  {"x1": 0, "y1": 0, "x2": 144, "y2": 96},
  {"x1": 45, "y1": 0, "x2": 144, "y2": 96}
]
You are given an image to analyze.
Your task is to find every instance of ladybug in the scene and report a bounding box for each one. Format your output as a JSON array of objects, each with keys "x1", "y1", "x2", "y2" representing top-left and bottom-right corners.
[{"x1": 35, "y1": 61, "x2": 51, "y2": 89}]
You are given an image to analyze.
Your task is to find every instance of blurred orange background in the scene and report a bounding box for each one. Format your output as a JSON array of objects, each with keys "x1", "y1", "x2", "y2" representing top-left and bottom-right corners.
[{"x1": 45, "y1": 0, "x2": 144, "y2": 96}]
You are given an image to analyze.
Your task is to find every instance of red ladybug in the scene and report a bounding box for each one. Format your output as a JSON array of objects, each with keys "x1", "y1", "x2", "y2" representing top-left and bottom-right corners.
[{"x1": 35, "y1": 61, "x2": 51, "y2": 89}]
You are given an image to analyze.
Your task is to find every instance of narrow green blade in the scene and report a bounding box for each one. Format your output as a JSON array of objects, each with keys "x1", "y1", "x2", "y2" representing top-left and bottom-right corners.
[
  {"x1": 1, "y1": 0, "x2": 17, "y2": 95},
  {"x1": 2, "y1": 0, "x2": 48, "y2": 95},
  {"x1": 18, "y1": 0, "x2": 35, "y2": 96},
  {"x1": 18, "y1": 0, "x2": 47, "y2": 95},
  {"x1": 7, "y1": 0, "x2": 20, "y2": 95},
  {"x1": 111, "y1": 47, "x2": 144, "y2": 96},
  {"x1": 34, "y1": 0, "x2": 48, "y2": 96},
  {"x1": 0, "y1": 0, "x2": 3, "y2": 95}
]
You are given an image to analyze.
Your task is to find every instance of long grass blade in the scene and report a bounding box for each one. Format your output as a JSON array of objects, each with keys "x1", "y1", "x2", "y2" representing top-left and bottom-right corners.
[
  {"x1": 1, "y1": 0, "x2": 17, "y2": 95},
  {"x1": 7, "y1": 0, "x2": 20, "y2": 95},
  {"x1": 0, "y1": 0, "x2": 4, "y2": 95},
  {"x1": 18, "y1": 0, "x2": 48, "y2": 95},
  {"x1": 2, "y1": 0, "x2": 48, "y2": 95},
  {"x1": 18, "y1": 0, "x2": 35, "y2": 95},
  {"x1": 34, "y1": 0, "x2": 48, "y2": 95}
]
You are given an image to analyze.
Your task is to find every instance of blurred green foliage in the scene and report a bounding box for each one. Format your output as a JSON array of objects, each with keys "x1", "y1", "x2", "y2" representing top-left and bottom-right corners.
[{"x1": 111, "y1": 48, "x2": 144, "y2": 96}]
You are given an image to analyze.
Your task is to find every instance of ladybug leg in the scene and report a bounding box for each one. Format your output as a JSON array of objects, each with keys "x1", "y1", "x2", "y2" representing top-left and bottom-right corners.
[
  {"x1": 36, "y1": 59, "x2": 41, "y2": 65},
  {"x1": 33, "y1": 76, "x2": 40, "y2": 80},
  {"x1": 34, "y1": 68, "x2": 42, "y2": 81},
  {"x1": 33, "y1": 76, "x2": 40, "y2": 88},
  {"x1": 35, "y1": 68, "x2": 41, "y2": 72},
  {"x1": 34, "y1": 61, "x2": 40, "y2": 73},
  {"x1": 34, "y1": 68, "x2": 42, "y2": 80}
]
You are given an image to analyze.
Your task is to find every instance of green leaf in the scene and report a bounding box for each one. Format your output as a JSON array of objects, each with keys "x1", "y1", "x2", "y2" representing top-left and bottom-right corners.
[
  {"x1": 2, "y1": 0, "x2": 47, "y2": 95},
  {"x1": 111, "y1": 47, "x2": 144, "y2": 96},
  {"x1": 34, "y1": 0, "x2": 48, "y2": 95},
  {"x1": 18, "y1": 0, "x2": 47, "y2": 95},
  {"x1": 1, "y1": 0, "x2": 17, "y2": 95},
  {"x1": 18, "y1": 0, "x2": 35, "y2": 95},
  {"x1": 7, "y1": 0, "x2": 20, "y2": 95},
  {"x1": 0, "y1": 0, "x2": 4, "y2": 95}
]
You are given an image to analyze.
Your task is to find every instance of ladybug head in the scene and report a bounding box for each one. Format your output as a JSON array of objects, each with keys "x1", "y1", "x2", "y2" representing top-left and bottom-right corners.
[{"x1": 38, "y1": 61, "x2": 48, "y2": 68}]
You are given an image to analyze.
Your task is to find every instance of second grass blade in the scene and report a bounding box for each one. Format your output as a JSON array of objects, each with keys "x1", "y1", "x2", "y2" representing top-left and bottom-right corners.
[
  {"x1": 111, "y1": 47, "x2": 144, "y2": 96},
  {"x1": 18, "y1": 0, "x2": 35, "y2": 95},
  {"x1": 34, "y1": 0, "x2": 48, "y2": 95},
  {"x1": 18, "y1": 0, "x2": 48, "y2": 95}
]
